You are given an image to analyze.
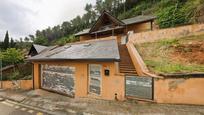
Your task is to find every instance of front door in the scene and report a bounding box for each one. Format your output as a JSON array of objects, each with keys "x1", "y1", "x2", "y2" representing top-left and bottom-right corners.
[{"x1": 88, "y1": 64, "x2": 102, "y2": 95}]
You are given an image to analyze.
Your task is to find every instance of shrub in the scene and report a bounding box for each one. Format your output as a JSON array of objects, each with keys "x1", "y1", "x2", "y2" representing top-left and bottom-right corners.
[{"x1": 156, "y1": 1, "x2": 188, "y2": 28}]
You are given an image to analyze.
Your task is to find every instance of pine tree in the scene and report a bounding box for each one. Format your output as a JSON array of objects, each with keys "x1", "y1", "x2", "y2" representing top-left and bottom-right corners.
[
  {"x1": 3, "y1": 31, "x2": 10, "y2": 50},
  {"x1": 10, "y1": 38, "x2": 15, "y2": 48}
]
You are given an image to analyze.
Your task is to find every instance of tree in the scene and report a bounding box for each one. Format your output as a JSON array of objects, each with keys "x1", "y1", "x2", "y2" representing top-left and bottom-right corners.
[
  {"x1": 156, "y1": 1, "x2": 188, "y2": 28},
  {"x1": 61, "y1": 21, "x2": 72, "y2": 36},
  {"x1": 10, "y1": 38, "x2": 15, "y2": 48},
  {"x1": 3, "y1": 31, "x2": 10, "y2": 50},
  {"x1": 24, "y1": 37, "x2": 29, "y2": 42},
  {"x1": 3, "y1": 48, "x2": 23, "y2": 72},
  {"x1": 28, "y1": 35, "x2": 35, "y2": 42}
]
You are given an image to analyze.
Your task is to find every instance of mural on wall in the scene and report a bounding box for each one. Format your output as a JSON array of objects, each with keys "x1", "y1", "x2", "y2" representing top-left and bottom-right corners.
[{"x1": 41, "y1": 64, "x2": 75, "y2": 97}]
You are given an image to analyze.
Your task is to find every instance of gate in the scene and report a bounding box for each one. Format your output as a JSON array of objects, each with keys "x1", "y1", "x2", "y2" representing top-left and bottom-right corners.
[
  {"x1": 125, "y1": 76, "x2": 153, "y2": 100},
  {"x1": 41, "y1": 64, "x2": 75, "y2": 97}
]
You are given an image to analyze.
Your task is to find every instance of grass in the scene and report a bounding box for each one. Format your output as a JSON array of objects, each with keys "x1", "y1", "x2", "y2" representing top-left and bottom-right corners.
[
  {"x1": 135, "y1": 34, "x2": 204, "y2": 74},
  {"x1": 145, "y1": 60, "x2": 204, "y2": 73}
]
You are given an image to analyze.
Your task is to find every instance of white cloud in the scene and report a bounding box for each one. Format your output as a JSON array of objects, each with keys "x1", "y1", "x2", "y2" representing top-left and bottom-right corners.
[{"x1": 0, "y1": 0, "x2": 95, "y2": 41}]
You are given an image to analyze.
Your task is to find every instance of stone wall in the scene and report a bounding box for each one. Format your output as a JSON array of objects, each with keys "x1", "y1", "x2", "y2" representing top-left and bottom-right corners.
[{"x1": 129, "y1": 24, "x2": 204, "y2": 44}]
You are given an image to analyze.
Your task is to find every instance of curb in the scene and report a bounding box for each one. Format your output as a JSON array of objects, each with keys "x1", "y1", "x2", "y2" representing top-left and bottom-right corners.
[{"x1": 0, "y1": 95, "x2": 25, "y2": 103}]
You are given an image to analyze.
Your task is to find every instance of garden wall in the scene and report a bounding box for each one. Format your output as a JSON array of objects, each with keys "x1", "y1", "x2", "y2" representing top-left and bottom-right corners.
[
  {"x1": 129, "y1": 24, "x2": 204, "y2": 44},
  {"x1": 0, "y1": 80, "x2": 33, "y2": 90},
  {"x1": 155, "y1": 77, "x2": 204, "y2": 105}
]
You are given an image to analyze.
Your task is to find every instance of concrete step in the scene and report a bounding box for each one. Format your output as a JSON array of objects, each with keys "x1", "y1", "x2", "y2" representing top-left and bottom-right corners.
[{"x1": 118, "y1": 44, "x2": 137, "y2": 75}]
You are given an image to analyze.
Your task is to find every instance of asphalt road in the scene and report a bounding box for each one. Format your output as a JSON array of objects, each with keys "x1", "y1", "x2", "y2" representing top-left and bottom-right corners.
[{"x1": 0, "y1": 100, "x2": 47, "y2": 115}]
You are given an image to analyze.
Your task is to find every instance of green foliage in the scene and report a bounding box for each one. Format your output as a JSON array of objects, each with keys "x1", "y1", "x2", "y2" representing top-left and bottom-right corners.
[
  {"x1": 156, "y1": 1, "x2": 188, "y2": 28},
  {"x1": 136, "y1": 34, "x2": 204, "y2": 74},
  {"x1": 55, "y1": 35, "x2": 79, "y2": 46},
  {"x1": 180, "y1": 0, "x2": 204, "y2": 23},
  {"x1": 10, "y1": 38, "x2": 15, "y2": 48},
  {"x1": 3, "y1": 31, "x2": 10, "y2": 50},
  {"x1": 2, "y1": 63, "x2": 32, "y2": 81},
  {"x1": 118, "y1": 1, "x2": 154, "y2": 20},
  {"x1": 145, "y1": 60, "x2": 204, "y2": 73},
  {"x1": 158, "y1": 39, "x2": 179, "y2": 47},
  {"x1": 34, "y1": 37, "x2": 48, "y2": 46},
  {"x1": 10, "y1": 71, "x2": 20, "y2": 80},
  {"x1": 2, "y1": 48, "x2": 24, "y2": 65}
]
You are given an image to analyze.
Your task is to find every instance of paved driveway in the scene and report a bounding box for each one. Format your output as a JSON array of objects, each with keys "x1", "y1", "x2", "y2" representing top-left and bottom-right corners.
[
  {"x1": 1, "y1": 89, "x2": 204, "y2": 115},
  {"x1": 0, "y1": 100, "x2": 47, "y2": 115},
  {"x1": 22, "y1": 89, "x2": 204, "y2": 115}
]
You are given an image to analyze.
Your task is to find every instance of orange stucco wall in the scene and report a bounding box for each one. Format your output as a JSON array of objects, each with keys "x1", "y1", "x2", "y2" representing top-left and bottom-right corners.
[
  {"x1": 126, "y1": 42, "x2": 146, "y2": 76},
  {"x1": 80, "y1": 35, "x2": 93, "y2": 41},
  {"x1": 155, "y1": 77, "x2": 204, "y2": 105},
  {"x1": 126, "y1": 22, "x2": 152, "y2": 33},
  {"x1": 0, "y1": 80, "x2": 33, "y2": 90},
  {"x1": 129, "y1": 24, "x2": 204, "y2": 44},
  {"x1": 33, "y1": 61, "x2": 125, "y2": 100}
]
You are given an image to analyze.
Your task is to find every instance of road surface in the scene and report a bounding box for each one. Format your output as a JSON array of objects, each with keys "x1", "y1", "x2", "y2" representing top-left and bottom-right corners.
[{"x1": 0, "y1": 100, "x2": 47, "y2": 115}]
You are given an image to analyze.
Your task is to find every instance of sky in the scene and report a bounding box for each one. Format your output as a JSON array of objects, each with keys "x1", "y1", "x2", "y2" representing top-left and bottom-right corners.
[{"x1": 0, "y1": 0, "x2": 95, "y2": 41}]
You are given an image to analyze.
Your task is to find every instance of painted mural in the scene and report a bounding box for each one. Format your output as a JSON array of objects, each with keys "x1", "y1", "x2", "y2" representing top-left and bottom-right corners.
[{"x1": 41, "y1": 64, "x2": 75, "y2": 97}]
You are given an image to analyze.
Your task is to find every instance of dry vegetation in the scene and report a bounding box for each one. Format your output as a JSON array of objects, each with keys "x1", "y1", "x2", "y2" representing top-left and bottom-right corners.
[{"x1": 135, "y1": 34, "x2": 204, "y2": 74}]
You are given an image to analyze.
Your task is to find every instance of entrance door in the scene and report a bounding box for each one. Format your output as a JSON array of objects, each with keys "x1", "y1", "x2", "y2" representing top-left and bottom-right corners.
[
  {"x1": 121, "y1": 35, "x2": 127, "y2": 44},
  {"x1": 88, "y1": 64, "x2": 102, "y2": 95},
  {"x1": 126, "y1": 76, "x2": 153, "y2": 100}
]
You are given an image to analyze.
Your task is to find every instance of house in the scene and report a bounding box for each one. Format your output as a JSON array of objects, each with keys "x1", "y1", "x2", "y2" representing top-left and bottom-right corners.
[
  {"x1": 75, "y1": 11, "x2": 156, "y2": 44},
  {"x1": 28, "y1": 44, "x2": 48, "y2": 57},
  {"x1": 29, "y1": 11, "x2": 156, "y2": 100}
]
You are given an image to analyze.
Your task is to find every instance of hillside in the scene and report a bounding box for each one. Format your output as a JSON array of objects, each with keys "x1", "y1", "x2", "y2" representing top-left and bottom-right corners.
[
  {"x1": 30, "y1": 0, "x2": 204, "y2": 46},
  {"x1": 135, "y1": 34, "x2": 204, "y2": 74}
]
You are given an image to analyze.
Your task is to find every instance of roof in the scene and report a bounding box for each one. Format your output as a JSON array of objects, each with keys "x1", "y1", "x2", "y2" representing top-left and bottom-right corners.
[
  {"x1": 28, "y1": 38, "x2": 120, "y2": 61},
  {"x1": 75, "y1": 28, "x2": 90, "y2": 36},
  {"x1": 122, "y1": 15, "x2": 156, "y2": 25},
  {"x1": 33, "y1": 44, "x2": 48, "y2": 53},
  {"x1": 75, "y1": 15, "x2": 156, "y2": 36},
  {"x1": 89, "y1": 11, "x2": 125, "y2": 33}
]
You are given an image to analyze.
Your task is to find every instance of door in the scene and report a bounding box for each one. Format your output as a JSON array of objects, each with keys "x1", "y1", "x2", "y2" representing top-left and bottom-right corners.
[
  {"x1": 121, "y1": 35, "x2": 127, "y2": 44},
  {"x1": 126, "y1": 76, "x2": 153, "y2": 100},
  {"x1": 41, "y1": 64, "x2": 75, "y2": 97},
  {"x1": 88, "y1": 64, "x2": 102, "y2": 95}
]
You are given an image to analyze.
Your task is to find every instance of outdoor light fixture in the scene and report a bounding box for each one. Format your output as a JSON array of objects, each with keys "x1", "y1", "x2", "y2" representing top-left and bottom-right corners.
[{"x1": 104, "y1": 69, "x2": 110, "y2": 76}]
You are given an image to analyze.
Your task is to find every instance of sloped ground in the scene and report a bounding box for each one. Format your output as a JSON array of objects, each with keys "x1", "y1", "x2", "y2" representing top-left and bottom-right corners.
[
  {"x1": 1, "y1": 89, "x2": 204, "y2": 115},
  {"x1": 135, "y1": 34, "x2": 204, "y2": 74}
]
